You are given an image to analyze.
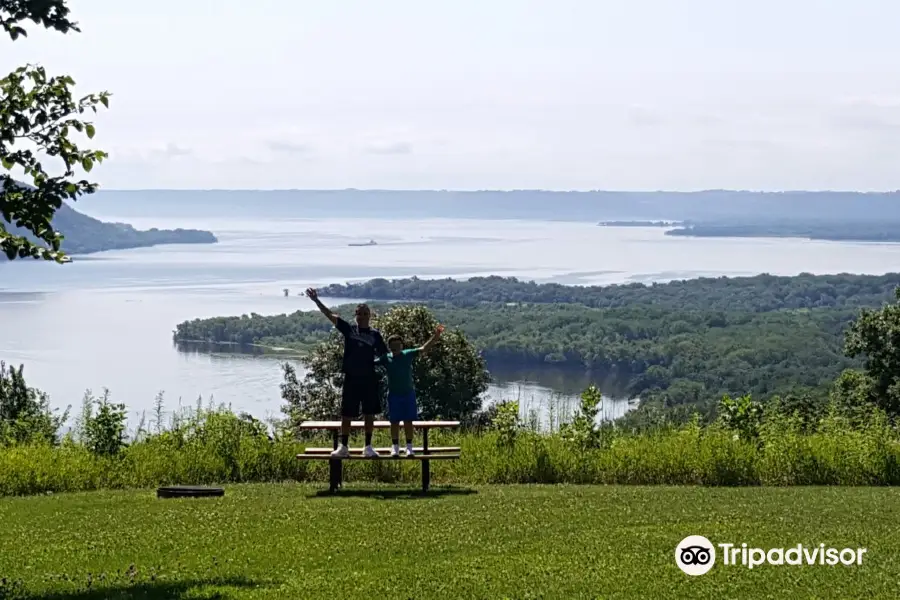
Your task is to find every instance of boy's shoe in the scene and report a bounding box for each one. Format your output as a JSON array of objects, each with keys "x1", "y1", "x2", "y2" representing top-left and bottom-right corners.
[
  {"x1": 331, "y1": 445, "x2": 350, "y2": 458},
  {"x1": 363, "y1": 445, "x2": 380, "y2": 458},
  {"x1": 390, "y1": 445, "x2": 400, "y2": 457},
  {"x1": 405, "y1": 445, "x2": 415, "y2": 457}
]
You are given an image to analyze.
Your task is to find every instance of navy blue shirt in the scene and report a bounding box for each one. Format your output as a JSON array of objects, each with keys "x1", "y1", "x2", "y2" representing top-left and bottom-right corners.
[{"x1": 335, "y1": 317, "x2": 387, "y2": 376}]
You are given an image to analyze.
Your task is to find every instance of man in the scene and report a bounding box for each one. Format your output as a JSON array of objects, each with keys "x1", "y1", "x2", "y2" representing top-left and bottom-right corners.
[{"x1": 305, "y1": 288, "x2": 388, "y2": 458}]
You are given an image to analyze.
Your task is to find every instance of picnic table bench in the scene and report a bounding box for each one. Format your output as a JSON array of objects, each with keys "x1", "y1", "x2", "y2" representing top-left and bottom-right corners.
[{"x1": 296, "y1": 420, "x2": 460, "y2": 493}]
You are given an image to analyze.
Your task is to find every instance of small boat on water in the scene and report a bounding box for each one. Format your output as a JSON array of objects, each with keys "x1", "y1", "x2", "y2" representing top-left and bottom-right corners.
[{"x1": 348, "y1": 239, "x2": 377, "y2": 247}]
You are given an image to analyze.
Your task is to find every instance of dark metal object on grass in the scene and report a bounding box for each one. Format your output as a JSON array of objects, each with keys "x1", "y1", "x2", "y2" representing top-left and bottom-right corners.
[{"x1": 157, "y1": 486, "x2": 225, "y2": 499}]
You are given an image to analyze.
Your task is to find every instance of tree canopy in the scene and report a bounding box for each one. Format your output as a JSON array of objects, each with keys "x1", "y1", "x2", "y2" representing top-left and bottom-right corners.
[
  {"x1": 0, "y1": 360, "x2": 66, "y2": 445},
  {"x1": 1, "y1": 0, "x2": 110, "y2": 261},
  {"x1": 280, "y1": 304, "x2": 489, "y2": 427},
  {"x1": 173, "y1": 273, "x2": 900, "y2": 418},
  {"x1": 841, "y1": 287, "x2": 900, "y2": 417},
  {"x1": 314, "y1": 272, "x2": 900, "y2": 311}
]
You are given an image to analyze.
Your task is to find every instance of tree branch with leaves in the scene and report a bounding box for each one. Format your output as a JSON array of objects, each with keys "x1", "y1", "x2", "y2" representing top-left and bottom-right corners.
[{"x1": 0, "y1": 0, "x2": 110, "y2": 261}]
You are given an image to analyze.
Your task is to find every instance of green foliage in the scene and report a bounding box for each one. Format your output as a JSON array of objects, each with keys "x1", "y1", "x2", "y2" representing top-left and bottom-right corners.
[
  {"x1": 177, "y1": 310, "x2": 334, "y2": 349},
  {"x1": 0, "y1": 397, "x2": 304, "y2": 496},
  {"x1": 561, "y1": 385, "x2": 604, "y2": 449},
  {"x1": 766, "y1": 388, "x2": 827, "y2": 431},
  {"x1": 3, "y1": 410, "x2": 900, "y2": 496},
  {"x1": 76, "y1": 389, "x2": 127, "y2": 457},
  {"x1": 0, "y1": 0, "x2": 111, "y2": 262},
  {"x1": 844, "y1": 287, "x2": 900, "y2": 416},
  {"x1": 9, "y1": 275, "x2": 900, "y2": 497},
  {"x1": 279, "y1": 335, "x2": 344, "y2": 426},
  {"x1": 179, "y1": 296, "x2": 860, "y2": 416},
  {"x1": 375, "y1": 304, "x2": 489, "y2": 419},
  {"x1": 717, "y1": 393, "x2": 763, "y2": 443},
  {"x1": 0, "y1": 361, "x2": 67, "y2": 445},
  {"x1": 490, "y1": 400, "x2": 521, "y2": 448},
  {"x1": 316, "y1": 272, "x2": 900, "y2": 311},
  {"x1": 0, "y1": 0, "x2": 78, "y2": 40},
  {"x1": 280, "y1": 304, "x2": 489, "y2": 426},
  {"x1": 2, "y1": 377, "x2": 900, "y2": 496},
  {"x1": 830, "y1": 369, "x2": 878, "y2": 424}
]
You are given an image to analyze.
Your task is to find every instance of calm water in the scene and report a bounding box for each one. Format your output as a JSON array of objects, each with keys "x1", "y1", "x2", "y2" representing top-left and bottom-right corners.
[{"x1": 3, "y1": 213, "x2": 900, "y2": 428}]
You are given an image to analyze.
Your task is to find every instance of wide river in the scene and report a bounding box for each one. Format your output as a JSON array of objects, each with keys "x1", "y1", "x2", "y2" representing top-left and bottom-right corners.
[{"x1": 3, "y1": 214, "x2": 900, "y2": 429}]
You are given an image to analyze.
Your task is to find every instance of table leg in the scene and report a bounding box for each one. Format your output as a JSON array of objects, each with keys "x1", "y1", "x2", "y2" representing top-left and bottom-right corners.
[
  {"x1": 329, "y1": 430, "x2": 340, "y2": 493},
  {"x1": 422, "y1": 429, "x2": 430, "y2": 493}
]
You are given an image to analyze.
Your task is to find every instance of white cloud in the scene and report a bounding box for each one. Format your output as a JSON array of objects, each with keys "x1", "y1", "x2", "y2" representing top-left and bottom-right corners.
[
  {"x1": 18, "y1": 0, "x2": 898, "y2": 191},
  {"x1": 265, "y1": 140, "x2": 315, "y2": 155},
  {"x1": 361, "y1": 141, "x2": 413, "y2": 155}
]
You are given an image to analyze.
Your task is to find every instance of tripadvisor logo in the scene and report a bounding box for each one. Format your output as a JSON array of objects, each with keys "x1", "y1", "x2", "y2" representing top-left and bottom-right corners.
[
  {"x1": 675, "y1": 536, "x2": 867, "y2": 575},
  {"x1": 676, "y1": 535, "x2": 716, "y2": 576}
]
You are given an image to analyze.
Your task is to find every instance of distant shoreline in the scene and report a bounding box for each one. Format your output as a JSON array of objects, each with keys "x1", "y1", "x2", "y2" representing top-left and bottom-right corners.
[
  {"x1": 665, "y1": 223, "x2": 900, "y2": 244},
  {"x1": 591, "y1": 219, "x2": 900, "y2": 244},
  {"x1": 74, "y1": 189, "x2": 900, "y2": 225},
  {"x1": 597, "y1": 220, "x2": 681, "y2": 227}
]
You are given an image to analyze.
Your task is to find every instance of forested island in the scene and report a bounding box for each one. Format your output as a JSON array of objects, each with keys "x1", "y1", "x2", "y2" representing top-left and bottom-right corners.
[
  {"x1": 173, "y1": 273, "x2": 900, "y2": 416},
  {"x1": 313, "y1": 272, "x2": 900, "y2": 310},
  {"x1": 666, "y1": 221, "x2": 900, "y2": 243},
  {"x1": 597, "y1": 220, "x2": 680, "y2": 227},
  {"x1": 4, "y1": 203, "x2": 217, "y2": 256}
]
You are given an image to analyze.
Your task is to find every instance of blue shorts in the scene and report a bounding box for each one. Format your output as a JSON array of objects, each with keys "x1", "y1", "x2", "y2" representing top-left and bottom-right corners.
[{"x1": 387, "y1": 391, "x2": 418, "y2": 423}]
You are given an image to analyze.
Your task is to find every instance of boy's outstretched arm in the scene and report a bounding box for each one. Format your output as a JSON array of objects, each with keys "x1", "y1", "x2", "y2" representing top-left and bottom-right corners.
[
  {"x1": 306, "y1": 287, "x2": 340, "y2": 327},
  {"x1": 419, "y1": 324, "x2": 445, "y2": 353}
]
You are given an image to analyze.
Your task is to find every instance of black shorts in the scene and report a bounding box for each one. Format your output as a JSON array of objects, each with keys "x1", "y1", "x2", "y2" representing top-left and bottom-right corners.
[{"x1": 341, "y1": 374, "x2": 381, "y2": 418}]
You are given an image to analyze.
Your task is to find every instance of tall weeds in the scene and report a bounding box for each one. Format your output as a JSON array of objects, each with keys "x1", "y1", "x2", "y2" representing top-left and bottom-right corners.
[
  {"x1": 1, "y1": 390, "x2": 899, "y2": 496},
  {"x1": 0, "y1": 395, "x2": 305, "y2": 496}
]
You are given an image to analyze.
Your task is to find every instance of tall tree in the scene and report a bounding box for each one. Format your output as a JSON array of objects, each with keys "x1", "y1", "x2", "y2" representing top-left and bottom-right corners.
[
  {"x1": 281, "y1": 304, "x2": 490, "y2": 427},
  {"x1": 1, "y1": 0, "x2": 110, "y2": 262},
  {"x1": 842, "y1": 287, "x2": 900, "y2": 417},
  {"x1": 0, "y1": 360, "x2": 67, "y2": 445}
]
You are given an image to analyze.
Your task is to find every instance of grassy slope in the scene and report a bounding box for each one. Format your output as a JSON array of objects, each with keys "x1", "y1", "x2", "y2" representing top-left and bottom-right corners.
[{"x1": 1, "y1": 484, "x2": 898, "y2": 599}]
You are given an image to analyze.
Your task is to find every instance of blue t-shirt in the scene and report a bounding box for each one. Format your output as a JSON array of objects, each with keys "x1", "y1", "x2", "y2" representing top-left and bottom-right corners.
[
  {"x1": 336, "y1": 317, "x2": 387, "y2": 376},
  {"x1": 376, "y1": 348, "x2": 419, "y2": 395}
]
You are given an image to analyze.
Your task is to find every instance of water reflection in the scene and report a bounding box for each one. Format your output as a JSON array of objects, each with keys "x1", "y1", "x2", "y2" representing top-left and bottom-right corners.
[{"x1": 174, "y1": 340, "x2": 636, "y2": 427}]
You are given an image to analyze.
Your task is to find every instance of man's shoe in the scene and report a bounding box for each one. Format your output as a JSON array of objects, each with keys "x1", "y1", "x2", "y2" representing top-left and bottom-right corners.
[
  {"x1": 363, "y1": 445, "x2": 380, "y2": 458},
  {"x1": 330, "y1": 445, "x2": 350, "y2": 458}
]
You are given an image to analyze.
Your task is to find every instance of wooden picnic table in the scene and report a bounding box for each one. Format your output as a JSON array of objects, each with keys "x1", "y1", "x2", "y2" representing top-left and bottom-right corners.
[{"x1": 296, "y1": 420, "x2": 460, "y2": 493}]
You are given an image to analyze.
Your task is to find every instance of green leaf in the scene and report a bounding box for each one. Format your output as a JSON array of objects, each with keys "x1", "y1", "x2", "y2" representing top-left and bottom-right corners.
[
  {"x1": 100, "y1": 95, "x2": 109, "y2": 108},
  {"x1": 0, "y1": 157, "x2": 13, "y2": 170},
  {"x1": 85, "y1": 123, "x2": 95, "y2": 139},
  {"x1": 81, "y1": 156, "x2": 94, "y2": 172}
]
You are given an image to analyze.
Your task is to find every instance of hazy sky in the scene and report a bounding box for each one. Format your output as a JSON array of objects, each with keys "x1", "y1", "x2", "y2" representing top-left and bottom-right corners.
[{"x1": 4, "y1": 0, "x2": 900, "y2": 190}]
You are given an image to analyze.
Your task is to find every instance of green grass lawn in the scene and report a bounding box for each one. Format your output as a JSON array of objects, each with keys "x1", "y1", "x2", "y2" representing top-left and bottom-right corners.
[{"x1": 1, "y1": 484, "x2": 899, "y2": 599}]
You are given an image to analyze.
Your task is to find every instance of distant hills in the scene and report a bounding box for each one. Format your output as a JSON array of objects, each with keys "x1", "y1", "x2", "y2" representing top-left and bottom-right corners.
[
  {"x1": 74, "y1": 189, "x2": 900, "y2": 223},
  {"x1": 43, "y1": 203, "x2": 217, "y2": 255},
  {"x1": 2, "y1": 196, "x2": 216, "y2": 257}
]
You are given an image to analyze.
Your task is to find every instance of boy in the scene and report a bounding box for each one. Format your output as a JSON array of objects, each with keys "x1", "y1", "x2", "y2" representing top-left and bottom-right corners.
[{"x1": 376, "y1": 324, "x2": 444, "y2": 457}]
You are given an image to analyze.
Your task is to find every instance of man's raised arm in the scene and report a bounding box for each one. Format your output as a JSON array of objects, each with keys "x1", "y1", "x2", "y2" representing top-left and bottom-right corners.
[{"x1": 306, "y1": 287, "x2": 340, "y2": 327}]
